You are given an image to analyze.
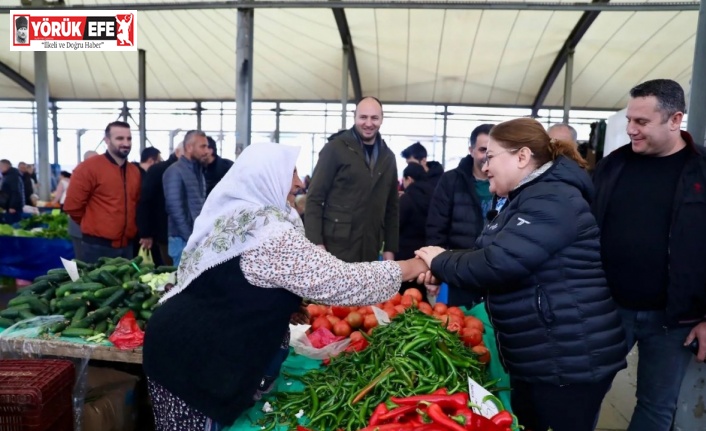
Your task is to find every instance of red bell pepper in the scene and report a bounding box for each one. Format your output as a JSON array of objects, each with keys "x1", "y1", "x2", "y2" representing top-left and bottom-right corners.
[
  {"x1": 426, "y1": 403, "x2": 467, "y2": 431},
  {"x1": 358, "y1": 424, "x2": 416, "y2": 431},
  {"x1": 369, "y1": 402, "x2": 389, "y2": 426},
  {"x1": 390, "y1": 393, "x2": 469, "y2": 410},
  {"x1": 490, "y1": 411, "x2": 514, "y2": 427}
]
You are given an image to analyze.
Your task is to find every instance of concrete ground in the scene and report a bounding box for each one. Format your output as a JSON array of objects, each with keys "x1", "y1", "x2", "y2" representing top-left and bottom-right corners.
[{"x1": 596, "y1": 347, "x2": 638, "y2": 431}]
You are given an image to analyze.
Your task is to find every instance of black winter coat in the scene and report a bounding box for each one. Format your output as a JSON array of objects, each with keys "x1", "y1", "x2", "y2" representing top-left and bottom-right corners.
[
  {"x1": 431, "y1": 157, "x2": 627, "y2": 384},
  {"x1": 426, "y1": 161, "x2": 444, "y2": 189},
  {"x1": 136, "y1": 154, "x2": 178, "y2": 243},
  {"x1": 1, "y1": 168, "x2": 24, "y2": 211},
  {"x1": 426, "y1": 155, "x2": 486, "y2": 307},
  {"x1": 593, "y1": 132, "x2": 706, "y2": 326},
  {"x1": 205, "y1": 156, "x2": 234, "y2": 196},
  {"x1": 398, "y1": 180, "x2": 435, "y2": 260}
]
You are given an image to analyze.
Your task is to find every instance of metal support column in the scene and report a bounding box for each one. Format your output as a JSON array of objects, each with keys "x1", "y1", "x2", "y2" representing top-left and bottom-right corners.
[
  {"x1": 76, "y1": 129, "x2": 86, "y2": 164},
  {"x1": 274, "y1": 102, "x2": 281, "y2": 143},
  {"x1": 34, "y1": 51, "x2": 50, "y2": 201},
  {"x1": 121, "y1": 101, "x2": 129, "y2": 122},
  {"x1": 341, "y1": 46, "x2": 349, "y2": 130},
  {"x1": 51, "y1": 103, "x2": 59, "y2": 165},
  {"x1": 687, "y1": 0, "x2": 706, "y2": 146},
  {"x1": 195, "y1": 101, "x2": 203, "y2": 130},
  {"x1": 563, "y1": 48, "x2": 574, "y2": 124},
  {"x1": 441, "y1": 105, "x2": 449, "y2": 168},
  {"x1": 235, "y1": 8, "x2": 254, "y2": 156},
  {"x1": 138, "y1": 48, "x2": 147, "y2": 152}
]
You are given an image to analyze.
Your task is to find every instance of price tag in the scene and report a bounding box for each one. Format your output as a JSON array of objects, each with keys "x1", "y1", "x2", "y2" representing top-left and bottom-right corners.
[
  {"x1": 468, "y1": 376, "x2": 500, "y2": 419},
  {"x1": 60, "y1": 257, "x2": 81, "y2": 282}
]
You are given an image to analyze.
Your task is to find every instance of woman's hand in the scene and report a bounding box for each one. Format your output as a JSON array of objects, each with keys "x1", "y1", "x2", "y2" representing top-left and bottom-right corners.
[
  {"x1": 290, "y1": 304, "x2": 310, "y2": 325},
  {"x1": 416, "y1": 270, "x2": 441, "y2": 296},
  {"x1": 414, "y1": 246, "x2": 446, "y2": 268}
]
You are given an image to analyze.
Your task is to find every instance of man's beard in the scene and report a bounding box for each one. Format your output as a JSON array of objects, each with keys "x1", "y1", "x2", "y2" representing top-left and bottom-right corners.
[{"x1": 17, "y1": 35, "x2": 26, "y2": 43}]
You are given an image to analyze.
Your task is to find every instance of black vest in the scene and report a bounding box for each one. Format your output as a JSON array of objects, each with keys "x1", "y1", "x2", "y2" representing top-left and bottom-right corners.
[{"x1": 143, "y1": 256, "x2": 301, "y2": 424}]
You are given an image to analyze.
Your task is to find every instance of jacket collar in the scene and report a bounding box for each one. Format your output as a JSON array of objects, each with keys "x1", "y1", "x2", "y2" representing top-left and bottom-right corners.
[{"x1": 104, "y1": 151, "x2": 127, "y2": 169}]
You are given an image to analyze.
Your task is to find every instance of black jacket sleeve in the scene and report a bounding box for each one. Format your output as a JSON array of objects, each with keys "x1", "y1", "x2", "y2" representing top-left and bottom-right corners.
[
  {"x1": 137, "y1": 167, "x2": 160, "y2": 238},
  {"x1": 425, "y1": 172, "x2": 454, "y2": 248},
  {"x1": 430, "y1": 186, "x2": 578, "y2": 293}
]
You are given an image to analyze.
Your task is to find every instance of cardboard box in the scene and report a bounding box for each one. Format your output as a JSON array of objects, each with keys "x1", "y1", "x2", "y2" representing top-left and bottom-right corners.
[{"x1": 81, "y1": 367, "x2": 139, "y2": 431}]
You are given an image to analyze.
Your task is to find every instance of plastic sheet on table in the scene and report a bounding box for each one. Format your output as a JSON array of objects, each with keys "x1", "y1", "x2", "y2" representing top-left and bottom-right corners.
[{"x1": 0, "y1": 316, "x2": 94, "y2": 431}]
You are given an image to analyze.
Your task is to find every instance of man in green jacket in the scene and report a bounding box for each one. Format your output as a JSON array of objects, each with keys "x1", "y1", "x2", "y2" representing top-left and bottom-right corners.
[{"x1": 305, "y1": 97, "x2": 399, "y2": 263}]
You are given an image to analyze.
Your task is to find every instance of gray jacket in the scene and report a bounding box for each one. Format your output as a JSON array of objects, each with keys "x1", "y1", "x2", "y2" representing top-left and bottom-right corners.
[{"x1": 163, "y1": 156, "x2": 206, "y2": 241}]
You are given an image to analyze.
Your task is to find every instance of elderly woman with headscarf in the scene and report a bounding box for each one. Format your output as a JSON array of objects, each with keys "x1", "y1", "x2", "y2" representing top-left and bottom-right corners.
[{"x1": 143, "y1": 142, "x2": 429, "y2": 431}]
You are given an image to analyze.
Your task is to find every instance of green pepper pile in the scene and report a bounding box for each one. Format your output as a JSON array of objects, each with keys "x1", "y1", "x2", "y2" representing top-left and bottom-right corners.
[
  {"x1": 0, "y1": 256, "x2": 177, "y2": 337},
  {"x1": 260, "y1": 309, "x2": 494, "y2": 431}
]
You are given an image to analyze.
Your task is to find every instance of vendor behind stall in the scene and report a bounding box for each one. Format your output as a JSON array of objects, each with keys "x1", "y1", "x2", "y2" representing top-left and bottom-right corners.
[{"x1": 143, "y1": 142, "x2": 429, "y2": 431}]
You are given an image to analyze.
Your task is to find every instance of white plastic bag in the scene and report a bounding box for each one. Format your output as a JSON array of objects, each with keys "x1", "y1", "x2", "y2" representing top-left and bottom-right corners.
[{"x1": 288, "y1": 323, "x2": 351, "y2": 360}]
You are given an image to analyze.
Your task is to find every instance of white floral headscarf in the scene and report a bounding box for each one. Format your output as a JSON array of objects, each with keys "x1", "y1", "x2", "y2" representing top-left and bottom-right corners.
[{"x1": 160, "y1": 142, "x2": 302, "y2": 303}]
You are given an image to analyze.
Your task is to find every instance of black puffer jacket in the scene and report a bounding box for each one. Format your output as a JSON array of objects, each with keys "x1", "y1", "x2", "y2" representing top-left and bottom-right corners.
[
  {"x1": 431, "y1": 157, "x2": 627, "y2": 384},
  {"x1": 426, "y1": 161, "x2": 444, "y2": 189},
  {"x1": 398, "y1": 179, "x2": 435, "y2": 260}
]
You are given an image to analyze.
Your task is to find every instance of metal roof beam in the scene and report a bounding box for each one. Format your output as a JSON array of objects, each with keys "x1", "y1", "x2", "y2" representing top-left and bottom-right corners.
[
  {"x1": 0, "y1": 1, "x2": 699, "y2": 13},
  {"x1": 332, "y1": 8, "x2": 362, "y2": 101},
  {"x1": 0, "y1": 60, "x2": 34, "y2": 95},
  {"x1": 531, "y1": 0, "x2": 608, "y2": 117}
]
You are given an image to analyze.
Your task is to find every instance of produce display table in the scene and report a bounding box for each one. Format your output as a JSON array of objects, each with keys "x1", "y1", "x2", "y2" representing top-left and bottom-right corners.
[
  {"x1": 0, "y1": 236, "x2": 74, "y2": 280},
  {"x1": 0, "y1": 336, "x2": 142, "y2": 364}
]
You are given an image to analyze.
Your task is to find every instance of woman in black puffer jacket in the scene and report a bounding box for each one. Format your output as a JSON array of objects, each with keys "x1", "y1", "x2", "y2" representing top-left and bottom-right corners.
[{"x1": 416, "y1": 118, "x2": 627, "y2": 431}]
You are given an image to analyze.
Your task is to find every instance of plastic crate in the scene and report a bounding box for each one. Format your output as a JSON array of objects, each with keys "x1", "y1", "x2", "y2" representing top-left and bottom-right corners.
[{"x1": 0, "y1": 359, "x2": 75, "y2": 431}]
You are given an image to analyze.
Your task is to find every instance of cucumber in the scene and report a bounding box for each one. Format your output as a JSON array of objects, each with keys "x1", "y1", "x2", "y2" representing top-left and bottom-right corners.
[
  {"x1": 8, "y1": 295, "x2": 39, "y2": 308},
  {"x1": 24, "y1": 280, "x2": 53, "y2": 295},
  {"x1": 95, "y1": 286, "x2": 121, "y2": 299},
  {"x1": 71, "y1": 306, "x2": 88, "y2": 326},
  {"x1": 130, "y1": 256, "x2": 144, "y2": 266},
  {"x1": 94, "y1": 320, "x2": 108, "y2": 334},
  {"x1": 85, "y1": 307, "x2": 112, "y2": 324},
  {"x1": 111, "y1": 307, "x2": 130, "y2": 323},
  {"x1": 0, "y1": 308, "x2": 20, "y2": 319},
  {"x1": 48, "y1": 321, "x2": 68, "y2": 334},
  {"x1": 155, "y1": 265, "x2": 177, "y2": 274},
  {"x1": 34, "y1": 273, "x2": 68, "y2": 283},
  {"x1": 41, "y1": 286, "x2": 58, "y2": 301},
  {"x1": 58, "y1": 282, "x2": 104, "y2": 297},
  {"x1": 139, "y1": 310, "x2": 153, "y2": 320},
  {"x1": 0, "y1": 317, "x2": 14, "y2": 328},
  {"x1": 18, "y1": 309, "x2": 36, "y2": 320},
  {"x1": 56, "y1": 297, "x2": 86, "y2": 311},
  {"x1": 122, "y1": 280, "x2": 141, "y2": 290},
  {"x1": 73, "y1": 259, "x2": 90, "y2": 270},
  {"x1": 142, "y1": 295, "x2": 160, "y2": 310},
  {"x1": 122, "y1": 272, "x2": 133, "y2": 284},
  {"x1": 47, "y1": 268, "x2": 69, "y2": 276},
  {"x1": 98, "y1": 271, "x2": 122, "y2": 287},
  {"x1": 130, "y1": 292, "x2": 147, "y2": 303},
  {"x1": 101, "y1": 290, "x2": 127, "y2": 308},
  {"x1": 25, "y1": 297, "x2": 49, "y2": 316},
  {"x1": 62, "y1": 328, "x2": 95, "y2": 337}
]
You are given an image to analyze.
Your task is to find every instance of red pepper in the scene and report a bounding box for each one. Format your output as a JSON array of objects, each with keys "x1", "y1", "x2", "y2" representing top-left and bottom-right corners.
[
  {"x1": 432, "y1": 388, "x2": 448, "y2": 395},
  {"x1": 378, "y1": 405, "x2": 418, "y2": 423},
  {"x1": 490, "y1": 411, "x2": 514, "y2": 427},
  {"x1": 358, "y1": 424, "x2": 416, "y2": 431},
  {"x1": 451, "y1": 407, "x2": 475, "y2": 425},
  {"x1": 426, "y1": 403, "x2": 467, "y2": 431},
  {"x1": 369, "y1": 402, "x2": 389, "y2": 426},
  {"x1": 390, "y1": 393, "x2": 469, "y2": 410},
  {"x1": 296, "y1": 426, "x2": 315, "y2": 431},
  {"x1": 411, "y1": 425, "x2": 445, "y2": 431}
]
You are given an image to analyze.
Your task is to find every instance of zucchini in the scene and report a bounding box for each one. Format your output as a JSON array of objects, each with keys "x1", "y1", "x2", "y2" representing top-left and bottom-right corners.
[
  {"x1": 95, "y1": 286, "x2": 121, "y2": 299},
  {"x1": 98, "y1": 271, "x2": 122, "y2": 287},
  {"x1": 101, "y1": 290, "x2": 127, "y2": 308},
  {"x1": 0, "y1": 317, "x2": 15, "y2": 328},
  {"x1": 62, "y1": 328, "x2": 95, "y2": 337}
]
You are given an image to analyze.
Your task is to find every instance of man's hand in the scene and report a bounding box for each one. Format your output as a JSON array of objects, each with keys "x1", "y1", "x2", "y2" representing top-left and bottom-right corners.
[
  {"x1": 414, "y1": 246, "x2": 446, "y2": 268},
  {"x1": 382, "y1": 251, "x2": 395, "y2": 261},
  {"x1": 8, "y1": 209, "x2": 16, "y2": 214},
  {"x1": 416, "y1": 270, "x2": 441, "y2": 296},
  {"x1": 684, "y1": 321, "x2": 706, "y2": 362},
  {"x1": 139, "y1": 238, "x2": 153, "y2": 250},
  {"x1": 290, "y1": 304, "x2": 310, "y2": 325}
]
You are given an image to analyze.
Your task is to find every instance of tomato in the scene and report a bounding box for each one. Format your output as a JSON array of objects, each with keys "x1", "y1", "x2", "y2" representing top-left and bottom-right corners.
[
  {"x1": 446, "y1": 321, "x2": 462, "y2": 333},
  {"x1": 349, "y1": 331, "x2": 365, "y2": 343},
  {"x1": 418, "y1": 302, "x2": 433, "y2": 315},
  {"x1": 333, "y1": 320, "x2": 352, "y2": 337},
  {"x1": 389, "y1": 293, "x2": 402, "y2": 306},
  {"x1": 447, "y1": 306, "x2": 465, "y2": 318},
  {"x1": 306, "y1": 304, "x2": 321, "y2": 318},
  {"x1": 400, "y1": 295, "x2": 416, "y2": 309},
  {"x1": 448, "y1": 314, "x2": 464, "y2": 327},
  {"x1": 472, "y1": 345, "x2": 491, "y2": 364},
  {"x1": 363, "y1": 314, "x2": 379, "y2": 330},
  {"x1": 403, "y1": 288, "x2": 423, "y2": 303},
  {"x1": 358, "y1": 306, "x2": 372, "y2": 315},
  {"x1": 326, "y1": 315, "x2": 341, "y2": 326},
  {"x1": 462, "y1": 328, "x2": 483, "y2": 347},
  {"x1": 311, "y1": 316, "x2": 332, "y2": 331},
  {"x1": 433, "y1": 303, "x2": 448, "y2": 314},
  {"x1": 434, "y1": 313, "x2": 449, "y2": 324},
  {"x1": 331, "y1": 306, "x2": 350, "y2": 319},
  {"x1": 464, "y1": 316, "x2": 485, "y2": 332},
  {"x1": 345, "y1": 311, "x2": 364, "y2": 329},
  {"x1": 384, "y1": 306, "x2": 398, "y2": 319}
]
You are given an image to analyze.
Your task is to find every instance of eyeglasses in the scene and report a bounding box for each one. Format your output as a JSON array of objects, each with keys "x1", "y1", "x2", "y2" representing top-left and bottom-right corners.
[{"x1": 483, "y1": 148, "x2": 521, "y2": 166}]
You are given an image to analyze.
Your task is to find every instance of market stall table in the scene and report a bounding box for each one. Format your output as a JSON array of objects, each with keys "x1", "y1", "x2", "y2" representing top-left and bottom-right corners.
[{"x1": 0, "y1": 336, "x2": 142, "y2": 363}]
